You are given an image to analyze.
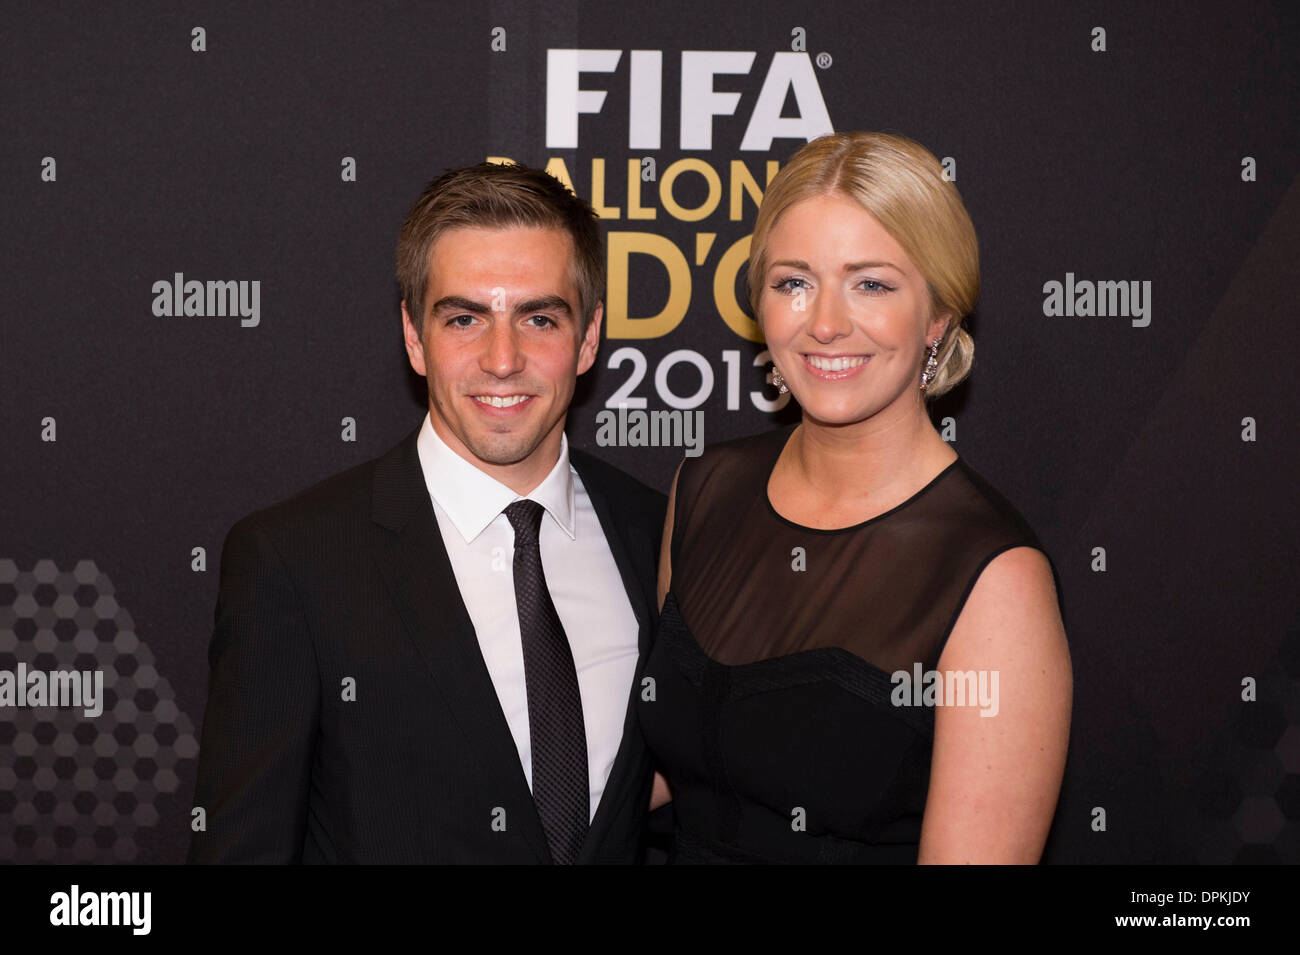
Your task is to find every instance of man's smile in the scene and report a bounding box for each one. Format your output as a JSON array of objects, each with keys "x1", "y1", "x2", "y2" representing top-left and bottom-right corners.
[{"x1": 471, "y1": 393, "x2": 535, "y2": 410}]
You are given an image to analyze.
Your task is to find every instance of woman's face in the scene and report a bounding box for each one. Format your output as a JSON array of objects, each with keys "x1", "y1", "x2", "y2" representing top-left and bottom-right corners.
[{"x1": 759, "y1": 192, "x2": 950, "y2": 428}]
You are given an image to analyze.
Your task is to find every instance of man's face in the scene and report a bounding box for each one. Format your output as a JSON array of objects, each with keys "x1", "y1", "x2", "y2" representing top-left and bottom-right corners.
[{"x1": 401, "y1": 225, "x2": 601, "y2": 492}]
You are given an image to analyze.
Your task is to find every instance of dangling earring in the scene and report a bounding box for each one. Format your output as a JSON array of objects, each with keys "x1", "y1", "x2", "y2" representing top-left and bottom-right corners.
[
  {"x1": 767, "y1": 362, "x2": 789, "y2": 395},
  {"x1": 919, "y1": 338, "x2": 941, "y2": 392}
]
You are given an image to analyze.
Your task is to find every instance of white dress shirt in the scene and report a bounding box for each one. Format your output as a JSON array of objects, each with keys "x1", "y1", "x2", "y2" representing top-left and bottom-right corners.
[{"x1": 416, "y1": 412, "x2": 641, "y2": 822}]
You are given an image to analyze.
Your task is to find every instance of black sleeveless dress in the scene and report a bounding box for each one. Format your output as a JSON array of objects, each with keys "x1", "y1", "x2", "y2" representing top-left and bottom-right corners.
[{"x1": 638, "y1": 424, "x2": 1062, "y2": 863}]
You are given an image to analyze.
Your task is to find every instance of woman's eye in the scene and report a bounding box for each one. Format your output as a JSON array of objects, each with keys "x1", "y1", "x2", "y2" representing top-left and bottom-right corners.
[
  {"x1": 859, "y1": 279, "x2": 894, "y2": 295},
  {"x1": 771, "y1": 277, "x2": 809, "y2": 294}
]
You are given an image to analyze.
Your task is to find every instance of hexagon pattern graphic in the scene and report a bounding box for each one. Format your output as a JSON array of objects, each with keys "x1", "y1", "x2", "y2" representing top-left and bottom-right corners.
[
  {"x1": 0, "y1": 558, "x2": 197, "y2": 862},
  {"x1": 1192, "y1": 620, "x2": 1300, "y2": 864},
  {"x1": 0, "y1": 558, "x2": 1295, "y2": 862}
]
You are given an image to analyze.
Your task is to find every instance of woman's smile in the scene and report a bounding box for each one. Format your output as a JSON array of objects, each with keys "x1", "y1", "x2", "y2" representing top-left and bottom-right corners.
[{"x1": 801, "y1": 352, "x2": 873, "y2": 379}]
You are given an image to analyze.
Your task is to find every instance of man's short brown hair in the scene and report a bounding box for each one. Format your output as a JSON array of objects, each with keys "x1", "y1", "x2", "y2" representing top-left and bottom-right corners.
[{"x1": 397, "y1": 161, "x2": 604, "y2": 338}]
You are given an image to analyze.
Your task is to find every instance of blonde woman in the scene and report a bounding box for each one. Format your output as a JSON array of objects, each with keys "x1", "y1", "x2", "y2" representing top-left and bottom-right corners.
[{"x1": 638, "y1": 132, "x2": 1072, "y2": 864}]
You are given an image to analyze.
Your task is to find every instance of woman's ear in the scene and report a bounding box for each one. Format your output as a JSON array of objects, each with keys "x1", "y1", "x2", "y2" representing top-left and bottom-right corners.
[{"x1": 928, "y1": 309, "x2": 954, "y2": 343}]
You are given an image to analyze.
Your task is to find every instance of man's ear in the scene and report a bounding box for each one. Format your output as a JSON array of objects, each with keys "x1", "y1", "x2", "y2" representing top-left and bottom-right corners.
[
  {"x1": 401, "y1": 300, "x2": 428, "y2": 377},
  {"x1": 576, "y1": 301, "x2": 603, "y2": 376}
]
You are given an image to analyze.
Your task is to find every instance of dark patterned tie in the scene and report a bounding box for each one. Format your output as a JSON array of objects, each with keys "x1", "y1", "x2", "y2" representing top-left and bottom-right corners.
[{"x1": 504, "y1": 499, "x2": 589, "y2": 864}]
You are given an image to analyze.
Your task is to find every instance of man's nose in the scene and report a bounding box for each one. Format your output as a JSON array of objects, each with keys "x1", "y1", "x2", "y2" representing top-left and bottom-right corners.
[{"x1": 481, "y1": 319, "x2": 526, "y2": 377}]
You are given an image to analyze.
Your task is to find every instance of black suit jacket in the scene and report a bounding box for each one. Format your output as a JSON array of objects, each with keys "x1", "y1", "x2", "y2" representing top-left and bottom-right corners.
[{"x1": 188, "y1": 422, "x2": 666, "y2": 863}]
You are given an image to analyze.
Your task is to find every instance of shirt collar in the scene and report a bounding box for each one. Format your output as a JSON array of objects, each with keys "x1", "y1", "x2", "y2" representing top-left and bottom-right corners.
[{"x1": 416, "y1": 411, "x2": 576, "y2": 544}]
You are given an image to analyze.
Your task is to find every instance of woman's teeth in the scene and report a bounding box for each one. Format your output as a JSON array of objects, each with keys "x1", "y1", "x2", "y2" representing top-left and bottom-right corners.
[{"x1": 804, "y1": 355, "x2": 869, "y2": 371}]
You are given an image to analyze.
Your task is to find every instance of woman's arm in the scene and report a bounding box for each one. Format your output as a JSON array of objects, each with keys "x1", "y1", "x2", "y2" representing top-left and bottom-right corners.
[
  {"x1": 649, "y1": 772, "x2": 673, "y2": 811},
  {"x1": 656, "y1": 461, "x2": 681, "y2": 613},
  {"x1": 917, "y1": 546, "x2": 1072, "y2": 864},
  {"x1": 648, "y1": 462, "x2": 684, "y2": 811}
]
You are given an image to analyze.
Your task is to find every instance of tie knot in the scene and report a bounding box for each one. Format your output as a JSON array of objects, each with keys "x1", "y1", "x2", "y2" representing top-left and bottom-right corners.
[{"x1": 504, "y1": 498, "x2": 545, "y2": 547}]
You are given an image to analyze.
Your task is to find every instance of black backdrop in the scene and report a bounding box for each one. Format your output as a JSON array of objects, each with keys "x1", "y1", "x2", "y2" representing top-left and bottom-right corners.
[{"x1": 2, "y1": 1, "x2": 1298, "y2": 864}]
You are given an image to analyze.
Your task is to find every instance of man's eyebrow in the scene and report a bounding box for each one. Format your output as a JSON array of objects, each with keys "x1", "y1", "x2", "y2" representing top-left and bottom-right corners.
[
  {"x1": 431, "y1": 295, "x2": 491, "y2": 314},
  {"x1": 768, "y1": 259, "x2": 904, "y2": 274},
  {"x1": 514, "y1": 295, "x2": 572, "y2": 316}
]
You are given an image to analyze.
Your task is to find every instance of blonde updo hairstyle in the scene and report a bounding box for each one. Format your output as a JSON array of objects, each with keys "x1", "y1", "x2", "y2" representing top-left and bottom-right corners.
[{"x1": 747, "y1": 132, "x2": 979, "y2": 400}]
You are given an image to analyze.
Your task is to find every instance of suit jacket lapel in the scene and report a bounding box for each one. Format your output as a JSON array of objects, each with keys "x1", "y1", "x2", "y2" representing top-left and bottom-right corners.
[
  {"x1": 370, "y1": 424, "x2": 552, "y2": 863},
  {"x1": 570, "y1": 450, "x2": 656, "y2": 861}
]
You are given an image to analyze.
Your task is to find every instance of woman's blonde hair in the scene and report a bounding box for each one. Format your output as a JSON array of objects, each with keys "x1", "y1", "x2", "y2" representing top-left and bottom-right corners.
[{"x1": 748, "y1": 132, "x2": 980, "y2": 399}]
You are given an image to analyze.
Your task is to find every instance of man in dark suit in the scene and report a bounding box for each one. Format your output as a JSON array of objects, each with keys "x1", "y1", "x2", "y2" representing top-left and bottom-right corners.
[{"x1": 188, "y1": 162, "x2": 666, "y2": 863}]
